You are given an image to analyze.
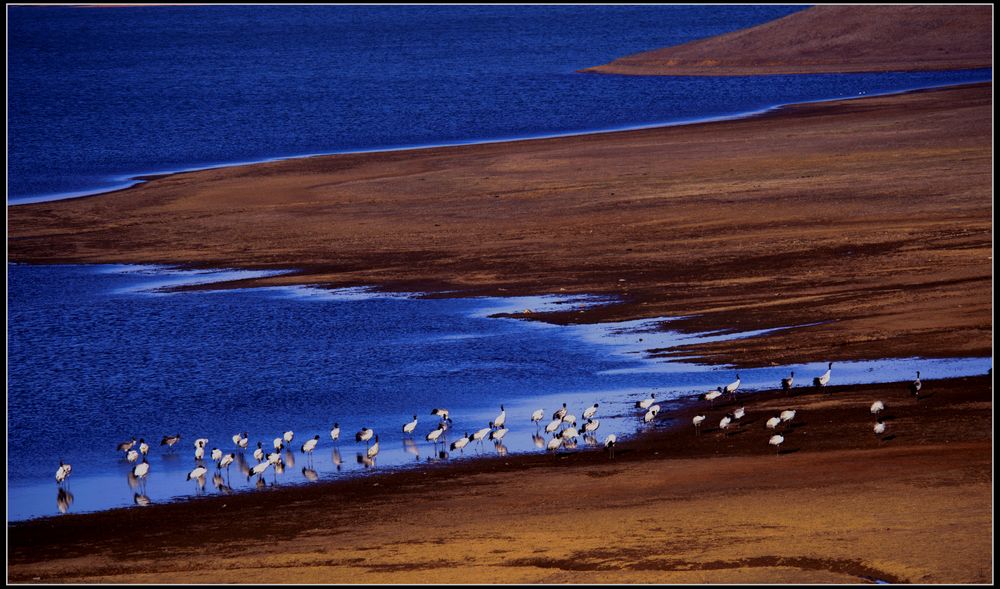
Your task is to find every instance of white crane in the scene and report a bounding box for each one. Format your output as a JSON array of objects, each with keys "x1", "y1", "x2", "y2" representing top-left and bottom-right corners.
[
  {"x1": 582, "y1": 404, "x2": 599, "y2": 420},
  {"x1": 813, "y1": 362, "x2": 833, "y2": 387},
  {"x1": 766, "y1": 416, "x2": 782, "y2": 430},
  {"x1": 693, "y1": 415, "x2": 706, "y2": 434},
  {"x1": 781, "y1": 371, "x2": 794, "y2": 394},
  {"x1": 733, "y1": 406, "x2": 746, "y2": 421},
  {"x1": 870, "y1": 400, "x2": 885, "y2": 418},
  {"x1": 531, "y1": 409, "x2": 545, "y2": 426},
  {"x1": 779, "y1": 409, "x2": 796, "y2": 425},
  {"x1": 403, "y1": 415, "x2": 419, "y2": 435},
  {"x1": 769, "y1": 434, "x2": 784, "y2": 455},
  {"x1": 248, "y1": 460, "x2": 270, "y2": 481}
]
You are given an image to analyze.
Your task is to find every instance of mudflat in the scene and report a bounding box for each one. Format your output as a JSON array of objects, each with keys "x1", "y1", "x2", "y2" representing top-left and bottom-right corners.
[
  {"x1": 582, "y1": 5, "x2": 992, "y2": 76},
  {"x1": 8, "y1": 84, "x2": 992, "y2": 367},
  {"x1": 8, "y1": 375, "x2": 992, "y2": 583}
]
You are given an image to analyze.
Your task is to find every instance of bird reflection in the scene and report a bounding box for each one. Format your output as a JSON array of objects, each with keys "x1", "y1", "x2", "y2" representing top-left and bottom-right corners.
[
  {"x1": 403, "y1": 438, "x2": 420, "y2": 461},
  {"x1": 563, "y1": 438, "x2": 578, "y2": 449},
  {"x1": 583, "y1": 434, "x2": 598, "y2": 446},
  {"x1": 256, "y1": 476, "x2": 267, "y2": 490},
  {"x1": 302, "y1": 467, "x2": 319, "y2": 482},
  {"x1": 127, "y1": 470, "x2": 140, "y2": 491},
  {"x1": 532, "y1": 433, "x2": 545, "y2": 449},
  {"x1": 57, "y1": 488, "x2": 74, "y2": 514},
  {"x1": 236, "y1": 453, "x2": 251, "y2": 478},
  {"x1": 133, "y1": 492, "x2": 151, "y2": 506},
  {"x1": 331, "y1": 448, "x2": 343, "y2": 471},
  {"x1": 356, "y1": 453, "x2": 375, "y2": 469},
  {"x1": 283, "y1": 450, "x2": 295, "y2": 469},
  {"x1": 494, "y1": 442, "x2": 508, "y2": 456}
]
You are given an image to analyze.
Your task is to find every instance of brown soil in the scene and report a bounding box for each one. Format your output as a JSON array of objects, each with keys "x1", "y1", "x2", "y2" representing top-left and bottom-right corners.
[
  {"x1": 582, "y1": 5, "x2": 992, "y2": 76},
  {"x1": 8, "y1": 375, "x2": 992, "y2": 583},
  {"x1": 8, "y1": 83, "x2": 992, "y2": 368}
]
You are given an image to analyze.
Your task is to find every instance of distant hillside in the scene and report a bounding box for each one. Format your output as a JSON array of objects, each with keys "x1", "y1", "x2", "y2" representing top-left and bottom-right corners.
[{"x1": 582, "y1": 5, "x2": 992, "y2": 76}]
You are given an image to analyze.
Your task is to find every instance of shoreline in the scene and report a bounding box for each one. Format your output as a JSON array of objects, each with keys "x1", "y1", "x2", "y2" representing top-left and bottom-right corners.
[
  {"x1": 6, "y1": 76, "x2": 989, "y2": 207},
  {"x1": 9, "y1": 374, "x2": 992, "y2": 583}
]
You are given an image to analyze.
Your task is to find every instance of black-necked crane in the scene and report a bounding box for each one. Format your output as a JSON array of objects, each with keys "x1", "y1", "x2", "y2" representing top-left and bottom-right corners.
[
  {"x1": 909, "y1": 371, "x2": 922, "y2": 398},
  {"x1": 116, "y1": 437, "x2": 136, "y2": 454},
  {"x1": 582, "y1": 418, "x2": 600, "y2": 435},
  {"x1": 531, "y1": 409, "x2": 545, "y2": 427},
  {"x1": 766, "y1": 416, "x2": 782, "y2": 430},
  {"x1": 194, "y1": 444, "x2": 205, "y2": 462},
  {"x1": 870, "y1": 400, "x2": 885, "y2": 419},
  {"x1": 493, "y1": 405, "x2": 506, "y2": 429},
  {"x1": 733, "y1": 406, "x2": 746, "y2": 421},
  {"x1": 813, "y1": 362, "x2": 833, "y2": 387},
  {"x1": 138, "y1": 439, "x2": 149, "y2": 457},
  {"x1": 161, "y1": 434, "x2": 181, "y2": 451},
  {"x1": 127, "y1": 449, "x2": 139, "y2": 464},
  {"x1": 582, "y1": 403, "x2": 599, "y2": 420},
  {"x1": 187, "y1": 465, "x2": 208, "y2": 486},
  {"x1": 693, "y1": 415, "x2": 706, "y2": 435},
  {"x1": 219, "y1": 452, "x2": 235, "y2": 475},
  {"x1": 781, "y1": 371, "x2": 794, "y2": 394},
  {"x1": 248, "y1": 460, "x2": 270, "y2": 482},
  {"x1": 643, "y1": 406, "x2": 659, "y2": 423},
  {"x1": 211, "y1": 447, "x2": 223, "y2": 463},
  {"x1": 133, "y1": 457, "x2": 150, "y2": 491},
  {"x1": 769, "y1": 434, "x2": 784, "y2": 455},
  {"x1": 55, "y1": 460, "x2": 72, "y2": 486},
  {"x1": 636, "y1": 393, "x2": 656, "y2": 410},
  {"x1": 356, "y1": 428, "x2": 374, "y2": 446},
  {"x1": 552, "y1": 403, "x2": 568, "y2": 421},
  {"x1": 330, "y1": 423, "x2": 341, "y2": 443},
  {"x1": 546, "y1": 434, "x2": 563, "y2": 451},
  {"x1": 874, "y1": 420, "x2": 886, "y2": 442},
  {"x1": 604, "y1": 434, "x2": 616, "y2": 459},
  {"x1": 431, "y1": 408, "x2": 450, "y2": 421},
  {"x1": 451, "y1": 432, "x2": 471, "y2": 452},
  {"x1": 490, "y1": 426, "x2": 509, "y2": 442},
  {"x1": 367, "y1": 435, "x2": 380, "y2": 460},
  {"x1": 472, "y1": 424, "x2": 492, "y2": 449},
  {"x1": 779, "y1": 409, "x2": 796, "y2": 424},
  {"x1": 562, "y1": 413, "x2": 577, "y2": 426},
  {"x1": 253, "y1": 442, "x2": 265, "y2": 463},
  {"x1": 194, "y1": 438, "x2": 209, "y2": 449},
  {"x1": 283, "y1": 430, "x2": 294, "y2": 445},
  {"x1": 232, "y1": 432, "x2": 243, "y2": 447},
  {"x1": 403, "y1": 415, "x2": 418, "y2": 435},
  {"x1": 561, "y1": 426, "x2": 579, "y2": 440},
  {"x1": 237, "y1": 433, "x2": 249, "y2": 451},
  {"x1": 719, "y1": 414, "x2": 733, "y2": 434},
  {"x1": 544, "y1": 418, "x2": 562, "y2": 434},
  {"x1": 426, "y1": 423, "x2": 446, "y2": 445},
  {"x1": 704, "y1": 388, "x2": 723, "y2": 407},
  {"x1": 273, "y1": 437, "x2": 284, "y2": 452},
  {"x1": 301, "y1": 435, "x2": 320, "y2": 455},
  {"x1": 723, "y1": 374, "x2": 741, "y2": 400}
]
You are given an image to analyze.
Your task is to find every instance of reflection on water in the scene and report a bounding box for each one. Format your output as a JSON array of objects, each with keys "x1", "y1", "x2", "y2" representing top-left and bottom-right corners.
[
  {"x1": 133, "y1": 493, "x2": 151, "y2": 506},
  {"x1": 302, "y1": 467, "x2": 319, "y2": 482},
  {"x1": 403, "y1": 439, "x2": 420, "y2": 460},
  {"x1": 57, "y1": 488, "x2": 74, "y2": 514},
  {"x1": 331, "y1": 449, "x2": 343, "y2": 471}
]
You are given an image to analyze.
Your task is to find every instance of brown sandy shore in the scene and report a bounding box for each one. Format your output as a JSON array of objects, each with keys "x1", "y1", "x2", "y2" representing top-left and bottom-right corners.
[
  {"x1": 8, "y1": 375, "x2": 992, "y2": 583},
  {"x1": 582, "y1": 5, "x2": 992, "y2": 76},
  {"x1": 8, "y1": 83, "x2": 992, "y2": 368}
]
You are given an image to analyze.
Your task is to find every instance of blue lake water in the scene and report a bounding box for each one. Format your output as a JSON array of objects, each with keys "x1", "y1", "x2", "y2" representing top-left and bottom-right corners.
[
  {"x1": 7, "y1": 264, "x2": 991, "y2": 521},
  {"x1": 7, "y1": 4, "x2": 991, "y2": 202}
]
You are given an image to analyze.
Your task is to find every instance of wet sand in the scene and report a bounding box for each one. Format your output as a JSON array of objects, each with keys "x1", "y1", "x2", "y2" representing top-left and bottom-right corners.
[
  {"x1": 582, "y1": 5, "x2": 992, "y2": 76},
  {"x1": 8, "y1": 83, "x2": 992, "y2": 368},
  {"x1": 8, "y1": 375, "x2": 992, "y2": 583}
]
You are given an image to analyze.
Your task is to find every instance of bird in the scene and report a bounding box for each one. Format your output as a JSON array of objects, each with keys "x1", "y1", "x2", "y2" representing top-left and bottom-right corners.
[
  {"x1": 719, "y1": 415, "x2": 733, "y2": 431},
  {"x1": 267, "y1": 451, "x2": 282, "y2": 466},
  {"x1": 283, "y1": 431, "x2": 294, "y2": 445},
  {"x1": 187, "y1": 465, "x2": 208, "y2": 481},
  {"x1": 273, "y1": 437, "x2": 284, "y2": 452},
  {"x1": 723, "y1": 374, "x2": 741, "y2": 399},
  {"x1": 237, "y1": 433, "x2": 249, "y2": 451},
  {"x1": 604, "y1": 434, "x2": 616, "y2": 459},
  {"x1": 194, "y1": 438, "x2": 208, "y2": 449},
  {"x1": 636, "y1": 393, "x2": 656, "y2": 410},
  {"x1": 546, "y1": 435, "x2": 563, "y2": 451},
  {"x1": 431, "y1": 408, "x2": 450, "y2": 421},
  {"x1": 704, "y1": 388, "x2": 723, "y2": 406},
  {"x1": 582, "y1": 404, "x2": 599, "y2": 420},
  {"x1": 733, "y1": 406, "x2": 746, "y2": 421},
  {"x1": 161, "y1": 434, "x2": 181, "y2": 449},
  {"x1": 367, "y1": 435, "x2": 380, "y2": 459},
  {"x1": 766, "y1": 416, "x2": 782, "y2": 430},
  {"x1": 531, "y1": 409, "x2": 545, "y2": 425},
  {"x1": 330, "y1": 423, "x2": 341, "y2": 442},
  {"x1": 779, "y1": 409, "x2": 796, "y2": 424},
  {"x1": 138, "y1": 439, "x2": 149, "y2": 456},
  {"x1": 248, "y1": 460, "x2": 270, "y2": 481},
  {"x1": 355, "y1": 428, "x2": 374, "y2": 445},
  {"x1": 472, "y1": 425, "x2": 492, "y2": 446},
  {"x1": 194, "y1": 445, "x2": 205, "y2": 461},
  {"x1": 545, "y1": 418, "x2": 562, "y2": 434},
  {"x1": 116, "y1": 437, "x2": 137, "y2": 454},
  {"x1": 870, "y1": 400, "x2": 885, "y2": 418},
  {"x1": 451, "y1": 433, "x2": 471, "y2": 452},
  {"x1": 552, "y1": 403, "x2": 568, "y2": 420},
  {"x1": 55, "y1": 460, "x2": 72, "y2": 485},
  {"x1": 493, "y1": 405, "x2": 506, "y2": 429},
  {"x1": 253, "y1": 442, "x2": 265, "y2": 462},
  {"x1": 581, "y1": 418, "x2": 600, "y2": 434},
  {"x1": 426, "y1": 424, "x2": 446, "y2": 444},
  {"x1": 643, "y1": 408, "x2": 657, "y2": 423},
  {"x1": 232, "y1": 432, "x2": 243, "y2": 447},
  {"x1": 769, "y1": 434, "x2": 784, "y2": 455},
  {"x1": 909, "y1": 371, "x2": 922, "y2": 397},
  {"x1": 403, "y1": 415, "x2": 418, "y2": 435},
  {"x1": 219, "y1": 452, "x2": 235, "y2": 472},
  {"x1": 562, "y1": 414, "x2": 577, "y2": 426},
  {"x1": 301, "y1": 435, "x2": 320, "y2": 454},
  {"x1": 126, "y1": 449, "x2": 139, "y2": 464},
  {"x1": 211, "y1": 447, "x2": 223, "y2": 462},
  {"x1": 874, "y1": 420, "x2": 886, "y2": 439},
  {"x1": 692, "y1": 415, "x2": 706, "y2": 434},
  {"x1": 561, "y1": 426, "x2": 579, "y2": 440},
  {"x1": 490, "y1": 426, "x2": 509, "y2": 441},
  {"x1": 133, "y1": 457, "x2": 150, "y2": 481},
  {"x1": 781, "y1": 371, "x2": 794, "y2": 394},
  {"x1": 813, "y1": 362, "x2": 833, "y2": 387}
]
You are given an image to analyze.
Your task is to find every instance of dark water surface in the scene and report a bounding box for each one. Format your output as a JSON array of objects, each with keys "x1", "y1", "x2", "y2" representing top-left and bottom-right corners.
[
  {"x1": 7, "y1": 5, "x2": 990, "y2": 202},
  {"x1": 7, "y1": 264, "x2": 990, "y2": 520}
]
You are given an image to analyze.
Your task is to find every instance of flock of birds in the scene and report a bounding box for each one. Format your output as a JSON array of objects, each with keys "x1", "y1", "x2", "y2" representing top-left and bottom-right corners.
[{"x1": 51, "y1": 365, "x2": 926, "y2": 510}]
